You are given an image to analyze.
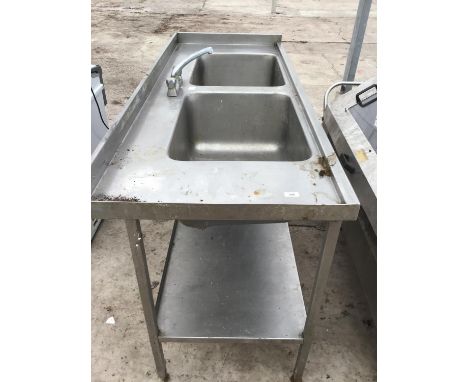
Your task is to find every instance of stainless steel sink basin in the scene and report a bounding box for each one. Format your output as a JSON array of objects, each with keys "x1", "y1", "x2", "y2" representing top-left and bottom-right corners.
[
  {"x1": 168, "y1": 93, "x2": 312, "y2": 161},
  {"x1": 190, "y1": 54, "x2": 285, "y2": 87}
]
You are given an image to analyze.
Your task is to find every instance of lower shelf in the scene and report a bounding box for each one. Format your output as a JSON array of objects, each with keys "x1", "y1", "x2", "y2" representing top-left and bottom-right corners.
[{"x1": 156, "y1": 221, "x2": 306, "y2": 343}]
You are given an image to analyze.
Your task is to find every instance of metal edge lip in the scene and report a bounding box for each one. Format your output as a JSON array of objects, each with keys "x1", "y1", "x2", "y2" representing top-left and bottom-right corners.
[
  {"x1": 91, "y1": 201, "x2": 360, "y2": 221},
  {"x1": 177, "y1": 32, "x2": 282, "y2": 45},
  {"x1": 158, "y1": 336, "x2": 303, "y2": 344},
  {"x1": 277, "y1": 43, "x2": 360, "y2": 209}
]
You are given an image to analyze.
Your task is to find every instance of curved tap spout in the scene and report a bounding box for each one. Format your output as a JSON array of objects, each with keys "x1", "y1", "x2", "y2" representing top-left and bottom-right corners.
[
  {"x1": 166, "y1": 47, "x2": 213, "y2": 96},
  {"x1": 172, "y1": 47, "x2": 213, "y2": 78}
]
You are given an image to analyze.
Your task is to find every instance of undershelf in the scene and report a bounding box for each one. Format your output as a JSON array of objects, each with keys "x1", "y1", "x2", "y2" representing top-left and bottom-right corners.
[{"x1": 156, "y1": 221, "x2": 306, "y2": 343}]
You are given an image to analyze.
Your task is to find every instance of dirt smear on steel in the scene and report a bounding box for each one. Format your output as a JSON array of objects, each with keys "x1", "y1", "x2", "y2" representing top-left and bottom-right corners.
[{"x1": 92, "y1": 194, "x2": 141, "y2": 202}]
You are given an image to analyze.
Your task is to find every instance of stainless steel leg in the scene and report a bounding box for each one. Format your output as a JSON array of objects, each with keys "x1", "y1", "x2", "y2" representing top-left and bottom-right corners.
[
  {"x1": 125, "y1": 220, "x2": 167, "y2": 381},
  {"x1": 292, "y1": 221, "x2": 342, "y2": 382}
]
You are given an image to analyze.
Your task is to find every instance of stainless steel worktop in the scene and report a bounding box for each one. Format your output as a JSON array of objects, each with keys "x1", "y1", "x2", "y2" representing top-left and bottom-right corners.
[{"x1": 91, "y1": 33, "x2": 359, "y2": 222}]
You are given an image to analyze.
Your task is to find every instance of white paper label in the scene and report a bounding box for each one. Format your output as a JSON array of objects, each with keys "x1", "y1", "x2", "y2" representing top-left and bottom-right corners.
[
  {"x1": 284, "y1": 192, "x2": 300, "y2": 198},
  {"x1": 105, "y1": 316, "x2": 115, "y2": 325}
]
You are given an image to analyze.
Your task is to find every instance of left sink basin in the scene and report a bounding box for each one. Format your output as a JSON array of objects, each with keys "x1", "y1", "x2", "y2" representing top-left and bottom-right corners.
[{"x1": 168, "y1": 93, "x2": 312, "y2": 161}]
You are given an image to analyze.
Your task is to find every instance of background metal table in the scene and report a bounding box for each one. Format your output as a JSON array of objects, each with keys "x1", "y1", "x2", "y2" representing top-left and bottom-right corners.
[{"x1": 323, "y1": 78, "x2": 377, "y2": 322}]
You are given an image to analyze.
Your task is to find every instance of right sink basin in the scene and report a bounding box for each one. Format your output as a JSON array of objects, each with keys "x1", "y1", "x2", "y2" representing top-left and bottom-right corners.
[
  {"x1": 190, "y1": 54, "x2": 285, "y2": 87},
  {"x1": 168, "y1": 93, "x2": 312, "y2": 161}
]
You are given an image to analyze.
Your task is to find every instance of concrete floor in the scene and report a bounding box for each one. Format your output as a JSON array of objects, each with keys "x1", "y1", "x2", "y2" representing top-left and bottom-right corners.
[{"x1": 91, "y1": 1, "x2": 377, "y2": 381}]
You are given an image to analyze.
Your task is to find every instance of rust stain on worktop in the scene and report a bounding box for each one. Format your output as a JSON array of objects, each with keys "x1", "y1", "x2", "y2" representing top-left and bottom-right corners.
[{"x1": 316, "y1": 153, "x2": 337, "y2": 177}]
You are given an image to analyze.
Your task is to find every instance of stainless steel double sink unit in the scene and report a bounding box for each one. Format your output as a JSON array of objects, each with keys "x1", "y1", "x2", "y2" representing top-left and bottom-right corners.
[{"x1": 91, "y1": 33, "x2": 360, "y2": 381}]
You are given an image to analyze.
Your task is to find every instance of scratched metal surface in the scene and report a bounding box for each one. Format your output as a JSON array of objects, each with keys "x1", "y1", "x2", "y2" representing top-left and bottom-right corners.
[{"x1": 91, "y1": 33, "x2": 359, "y2": 221}]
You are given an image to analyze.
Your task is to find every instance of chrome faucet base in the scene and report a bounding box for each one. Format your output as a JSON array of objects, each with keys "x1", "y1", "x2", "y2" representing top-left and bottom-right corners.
[{"x1": 166, "y1": 77, "x2": 181, "y2": 97}]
